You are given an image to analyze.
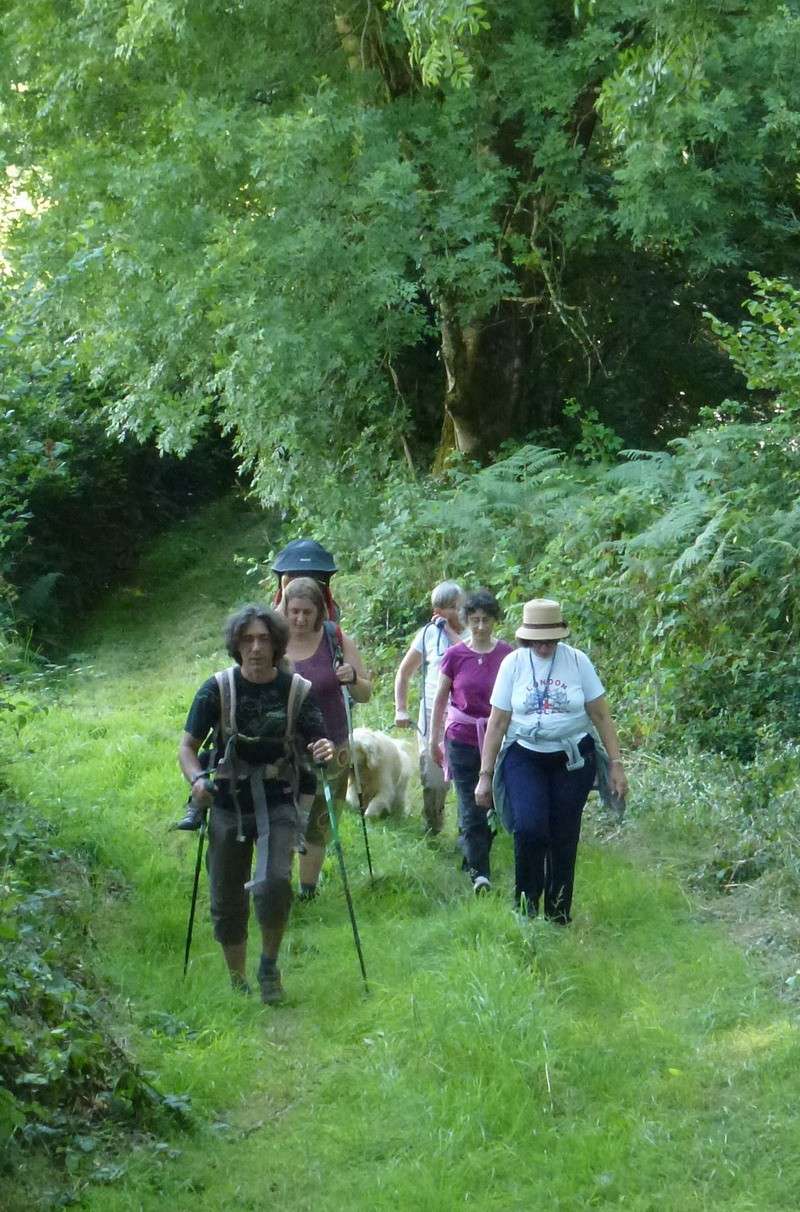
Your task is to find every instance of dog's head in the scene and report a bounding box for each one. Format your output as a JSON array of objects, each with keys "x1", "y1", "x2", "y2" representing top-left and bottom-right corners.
[
  {"x1": 352, "y1": 727, "x2": 409, "y2": 769},
  {"x1": 351, "y1": 728, "x2": 382, "y2": 768}
]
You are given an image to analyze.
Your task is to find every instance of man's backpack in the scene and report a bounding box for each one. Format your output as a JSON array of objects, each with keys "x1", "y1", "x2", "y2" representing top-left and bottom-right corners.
[
  {"x1": 213, "y1": 665, "x2": 310, "y2": 755},
  {"x1": 213, "y1": 666, "x2": 313, "y2": 889}
]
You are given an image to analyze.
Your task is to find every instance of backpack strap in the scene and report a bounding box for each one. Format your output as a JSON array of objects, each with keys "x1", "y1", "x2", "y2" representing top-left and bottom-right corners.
[
  {"x1": 285, "y1": 672, "x2": 312, "y2": 780},
  {"x1": 214, "y1": 667, "x2": 237, "y2": 747},
  {"x1": 322, "y1": 619, "x2": 345, "y2": 668},
  {"x1": 286, "y1": 672, "x2": 312, "y2": 742},
  {"x1": 419, "y1": 619, "x2": 449, "y2": 736},
  {"x1": 212, "y1": 667, "x2": 244, "y2": 839},
  {"x1": 210, "y1": 669, "x2": 313, "y2": 863}
]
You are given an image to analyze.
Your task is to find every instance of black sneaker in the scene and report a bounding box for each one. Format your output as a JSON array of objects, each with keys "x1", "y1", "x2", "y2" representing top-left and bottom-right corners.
[
  {"x1": 172, "y1": 802, "x2": 204, "y2": 831},
  {"x1": 258, "y1": 957, "x2": 284, "y2": 1005}
]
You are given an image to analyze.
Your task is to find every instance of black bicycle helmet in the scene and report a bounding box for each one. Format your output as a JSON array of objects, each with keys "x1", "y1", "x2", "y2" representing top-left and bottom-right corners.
[{"x1": 271, "y1": 538, "x2": 338, "y2": 576}]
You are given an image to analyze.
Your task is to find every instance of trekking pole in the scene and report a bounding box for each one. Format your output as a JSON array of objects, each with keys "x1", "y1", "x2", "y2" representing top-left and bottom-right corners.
[
  {"x1": 342, "y1": 688, "x2": 375, "y2": 882},
  {"x1": 320, "y1": 766, "x2": 369, "y2": 994},
  {"x1": 183, "y1": 812, "x2": 207, "y2": 978}
]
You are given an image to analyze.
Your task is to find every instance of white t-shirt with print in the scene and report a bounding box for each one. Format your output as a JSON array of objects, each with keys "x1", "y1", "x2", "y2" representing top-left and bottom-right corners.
[
  {"x1": 412, "y1": 620, "x2": 469, "y2": 740},
  {"x1": 490, "y1": 643, "x2": 604, "y2": 753}
]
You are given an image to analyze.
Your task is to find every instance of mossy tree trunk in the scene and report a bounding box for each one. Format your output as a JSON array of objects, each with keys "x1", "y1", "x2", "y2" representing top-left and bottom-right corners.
[{"x1": 437, "y1": 300, "x2": 537, "y2": 462}]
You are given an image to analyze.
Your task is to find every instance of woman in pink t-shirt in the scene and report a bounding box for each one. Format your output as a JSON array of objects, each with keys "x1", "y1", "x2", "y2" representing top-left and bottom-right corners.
[{"x1": 429, "y1": 589, "x2": 512, "y2": 893}]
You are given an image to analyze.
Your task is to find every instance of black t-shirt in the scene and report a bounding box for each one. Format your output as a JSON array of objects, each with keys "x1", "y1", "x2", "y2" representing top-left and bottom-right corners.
[{"x1": 184, "y1": 667, "x2": 324, "y2": 811}]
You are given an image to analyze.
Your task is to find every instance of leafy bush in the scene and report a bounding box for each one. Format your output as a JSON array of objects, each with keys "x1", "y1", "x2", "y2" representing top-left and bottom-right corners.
[
  {"x1": 0, "y1": 292, "x2": 237, "y2": 647},
  {"x1": 304, "y1": 277, "x2": 800, "y2": 760},
  {"x1": 0, "y1": 801, "x2": 191, "y2": 1172}
]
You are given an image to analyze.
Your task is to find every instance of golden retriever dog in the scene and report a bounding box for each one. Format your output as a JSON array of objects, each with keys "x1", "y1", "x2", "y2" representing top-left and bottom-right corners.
[{"x1": 346, "y1": 727, "x2": 415, "y2": 819}]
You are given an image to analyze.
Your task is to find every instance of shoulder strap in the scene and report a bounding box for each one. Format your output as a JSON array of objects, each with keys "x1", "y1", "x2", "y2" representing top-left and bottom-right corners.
[
  {"x1": 280, "y1": 672, "x2": 312, "y2": 812},
  {"x1": 419, "y1": 621, "x2": 433, "y2": 684},
  {"x1": 286, "y1": 672, "x2": 312, "y2": 742},
  {"x1": 420, "y1": 620, "x2": 448, "y2": 682},
  {"x1": 322, "y1": 619, "x2": 344, "y2": 667},
  {"x1": 419, "y1": 622, "x2": 436, "y2": 734},
  {"x1": 214, "y1": 667, "x2": 238, "y2": 744}
]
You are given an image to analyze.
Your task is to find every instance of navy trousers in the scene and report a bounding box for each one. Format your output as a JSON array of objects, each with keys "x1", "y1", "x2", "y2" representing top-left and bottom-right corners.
[
  {"x1": 502, "y1": 737, "x2": 596, "y2": 923},
  {"x1": 446, "y1": 738, "x2": 494, "y2": 881}
]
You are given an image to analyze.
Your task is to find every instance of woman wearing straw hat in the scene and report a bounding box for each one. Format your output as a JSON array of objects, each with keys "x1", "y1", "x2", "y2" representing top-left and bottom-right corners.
[{"x1": 475, "y1": 599, "x2": 627, "y2": 923}]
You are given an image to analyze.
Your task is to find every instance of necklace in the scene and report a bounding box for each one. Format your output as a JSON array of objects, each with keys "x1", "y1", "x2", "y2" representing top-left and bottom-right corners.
[{"x1": 470, "y1": 640, "x2": 495, "y2": 666}]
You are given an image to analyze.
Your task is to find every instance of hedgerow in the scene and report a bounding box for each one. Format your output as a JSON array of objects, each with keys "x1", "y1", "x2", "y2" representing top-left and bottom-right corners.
[{"x1": 0, "y1": 797, "x2": 191, "y2": 1186}]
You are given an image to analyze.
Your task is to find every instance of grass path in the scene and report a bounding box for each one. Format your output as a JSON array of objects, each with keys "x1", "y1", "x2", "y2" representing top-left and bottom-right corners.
[{"x1": 6, "y1": 498, "x2": 800, "y2": 1210}]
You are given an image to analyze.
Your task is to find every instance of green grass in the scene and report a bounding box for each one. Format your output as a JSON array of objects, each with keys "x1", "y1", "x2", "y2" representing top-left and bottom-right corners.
[{"x1": 4, "y1": 496, "x2": 800, "y2": 1209}]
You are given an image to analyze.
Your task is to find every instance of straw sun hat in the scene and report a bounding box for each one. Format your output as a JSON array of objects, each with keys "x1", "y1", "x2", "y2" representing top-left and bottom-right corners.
[{"x1": 514, "y1": 598, "x2": 570, "y2": 642}]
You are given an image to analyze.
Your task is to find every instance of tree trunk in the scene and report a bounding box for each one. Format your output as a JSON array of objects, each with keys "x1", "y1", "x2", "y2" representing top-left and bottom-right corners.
[{"x1": 437, "y1": 300, "x2": 535, "y2": 463}]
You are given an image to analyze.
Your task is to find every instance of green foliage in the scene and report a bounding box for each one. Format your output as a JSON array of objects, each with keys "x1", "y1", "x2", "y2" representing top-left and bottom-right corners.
[
  {"x1": 3, "y1": 0, "x2": 800, "y2": 490},
  {"x1": 632, "y1": 744, "x2": 800, "y2": 900},
  {"x1": 318, "y1": 272, "x2": 800, "y2": 761},
  {"x1": 3, "y1": 494, "x2": 800, "y2": 1209},
  {"x1": 0, "y1": 313, "x2": 73, "y2": 628},
  {"x1": 0, "y1": 286, "x2": 237, "y2": 646},
  {"x1": 707, "y1": 273, "x2": 800, "y2": 412},
  {"x1": 562, "y1": 397, "x2": 623, "y2": 463},
  {"x1": 393, "y1": 0, "x2": 488, "y2": 86},
  {"x1": 598, "y1": 1, "x2": 800, "y2": 269},
  {"x1": 0, "y1": 803, "x2": 191, "y2": 1173}
]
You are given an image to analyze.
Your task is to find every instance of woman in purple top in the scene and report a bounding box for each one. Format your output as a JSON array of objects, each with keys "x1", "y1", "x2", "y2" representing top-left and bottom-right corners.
[
  {"x1": 430, "y1": 588, "x2": 512, "y2": 893},
  {"x1": 284, "y1": 577, "x2": 371, "y2": 899}
]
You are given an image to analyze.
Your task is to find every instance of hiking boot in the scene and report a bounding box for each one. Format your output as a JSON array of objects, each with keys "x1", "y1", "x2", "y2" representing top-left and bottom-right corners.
[
  {"x1": 472, "y1": 875, "x2": 491, "y2": 896},
  {"x1": 297, "y1": 883, "x2": 318, "y2": 902},
  {"x1": 230, "y1": 972, "x2": 252, "y2": 995},
  {"x1": 258, "y1": 957, "x2": 285, "y2": 1005},
  {"x1": 172, "y1": 801, "x2": 204, "y2": 831}
]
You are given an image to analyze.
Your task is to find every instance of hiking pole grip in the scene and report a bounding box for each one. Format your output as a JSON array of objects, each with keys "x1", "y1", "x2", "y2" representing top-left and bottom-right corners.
[
  {"x1": 183, "y1": 816, "x2": 207, "y2": 978},
  {"x1": 320, "y1": 766, "x2": 369, "y2": 994}
]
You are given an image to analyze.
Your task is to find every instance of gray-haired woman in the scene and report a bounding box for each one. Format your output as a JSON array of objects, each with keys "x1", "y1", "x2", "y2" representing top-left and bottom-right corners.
[
  {"x1": 475, "y1": 599, "x2": 627, "y2": 923},
  {"x1": 394, "y1": 581, "x2": 468, "y2": 833}
]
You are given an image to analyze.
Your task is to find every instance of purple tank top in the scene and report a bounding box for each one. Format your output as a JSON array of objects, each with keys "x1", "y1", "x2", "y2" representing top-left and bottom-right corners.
[{"x1": 294, "y1": 633, "x2": 349, "y2": 746}]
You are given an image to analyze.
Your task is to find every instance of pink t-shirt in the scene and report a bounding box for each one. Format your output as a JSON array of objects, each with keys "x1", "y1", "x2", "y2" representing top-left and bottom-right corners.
[{"x1": 439, "y1": 640, "x2": 513, "y2": 748}]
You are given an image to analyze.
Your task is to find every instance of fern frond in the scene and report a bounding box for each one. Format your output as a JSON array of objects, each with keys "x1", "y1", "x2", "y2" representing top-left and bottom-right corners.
[
  {"x1": 605, "y1": 450, "x2": 674, "y2": 488},
  {"x1": 626, "y1": 493, "x2": 712, "y2": 553},
  {"x1": 670, "y1": 507, "x2": 730, "y2": 577},
  {"x1": 480, "y1": 445, "x2": 565, "y2": 482}
]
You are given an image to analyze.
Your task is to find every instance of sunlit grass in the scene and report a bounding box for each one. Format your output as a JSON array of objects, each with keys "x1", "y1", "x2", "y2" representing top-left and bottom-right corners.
[{"x1": 5, "y1": 497, "x2": 800, "y2": 1209}]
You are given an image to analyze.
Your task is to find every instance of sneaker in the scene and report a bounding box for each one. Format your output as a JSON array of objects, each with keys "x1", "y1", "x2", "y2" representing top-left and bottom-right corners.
[
  {"x1": 297, "y1": 883, "x2": 318, "y2": 902},
  {"x1": 258, "y1": 958, "x2": 284, "y2": 1005},
  {"x1": 472, "y1": 875, "x2": 491, "y2": 896},
  {"x1": 172, "y1": 802, "x2": 204, "y2": 831}
]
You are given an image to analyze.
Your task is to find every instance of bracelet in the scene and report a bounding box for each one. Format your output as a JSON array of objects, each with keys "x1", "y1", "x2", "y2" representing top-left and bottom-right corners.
[
  {"x1": 479, "y1": 769, "x2": 494, "y2": 777},
  {"x1": 190, "y1": 771, "x2": 208, "y2": 785},
  {"x1": 609, "y1": 758, "x2": 623, "y2": 766}
]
